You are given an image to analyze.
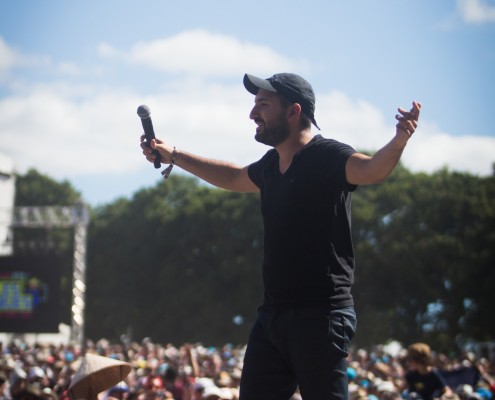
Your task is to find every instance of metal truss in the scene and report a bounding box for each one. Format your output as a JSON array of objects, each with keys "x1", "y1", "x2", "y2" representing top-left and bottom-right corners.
[{"x1": 8, "y1": 205, "x2": 90, "y2": 346}]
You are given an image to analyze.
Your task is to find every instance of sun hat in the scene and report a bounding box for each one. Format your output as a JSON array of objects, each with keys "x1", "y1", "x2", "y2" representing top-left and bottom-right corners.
[
  {"x1": 202, "y1": 385, "x2": 234, "y2": 400},
  {"x1": 68, "y1": 353, "x2": 131, "y2": 400},
  {"x1": 243, "y1": 72, "x2": 320, "y2": 130},
  {"x1": 202, "y1": 385, "x2": 223, "y2": 399},
  {"x1": 29, "y1": 366, "x2": 46, "y2": 380}
]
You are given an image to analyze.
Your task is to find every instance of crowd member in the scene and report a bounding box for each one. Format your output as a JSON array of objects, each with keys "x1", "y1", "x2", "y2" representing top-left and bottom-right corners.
[
  {"x1": 0, "y1": 372, "x2": 8, "y2": 400},
  {"x1": 1, "y1": 338, "x2": 494, "y2": 400},
  {"x1": 403, "y1": 343, "x2": 454, "y2": 400}
]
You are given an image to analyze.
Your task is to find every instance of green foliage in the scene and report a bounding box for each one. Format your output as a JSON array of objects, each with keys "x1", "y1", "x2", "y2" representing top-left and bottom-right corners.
[
  {"x1": 86, "y1": 175, "x2": 263, "y2": 345},
  {"x1": 14, "y1": 167, "x2": 495, "y2": 350},
  {"x1": 15, "y1": 169, "x2": 82, "y2": 206},
  {"x1": 352, "y1": 167, "x2": 495, "y2": 351}
]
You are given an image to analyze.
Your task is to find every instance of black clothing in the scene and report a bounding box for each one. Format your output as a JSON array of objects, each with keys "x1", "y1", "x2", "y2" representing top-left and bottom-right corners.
[
  {"x1": 240, "y1": 306, "x2": 356, "y2": 400},
  {"x1": 248, "y1": 134, "x2": 357, "y2": 309},
  {"x1": 406, "y1": 369, "x2": 448, "y2": 400}
]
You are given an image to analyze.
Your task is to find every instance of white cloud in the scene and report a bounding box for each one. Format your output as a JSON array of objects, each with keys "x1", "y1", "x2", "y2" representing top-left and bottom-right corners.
[
  {"x1": 101, "y1": 30, "x2": 309, "y2": 77},
  {"x1": 317, "y1": 92, "x2": 389, "y2": 150},
  {"x1": 0, "y1": 80, "x2": 262, "y2": 179},
  {"x1": 0, "y1": 86, "x2": 142, "y2": 176},
  {"x1": 457, "y1": 0, "x2": 495, "y2": 23},
  {"x1": 97, "y1": 42, "x2": 121, "y2": 58},
  {"x1": 0, "y1": 37, "x2": 19, "y2": 72},
  {"x1": 1, "y1": 31, "x2": 494, "y2": 205},
  {"x1": 317, "y1": 93, "x2": 495, "y2": 176},
  {"x1": 2, "y1": 81, "x2": 493, "y2": 185},
  {"x1": 0, "y1": 37, "x2": 47, "y2": 82},
  {"x1": 57, "y1": 62, "x2": 84, "y2": 77},
  {"x1": 403, "y1": 123, "x2": 495, "y2": 176}
]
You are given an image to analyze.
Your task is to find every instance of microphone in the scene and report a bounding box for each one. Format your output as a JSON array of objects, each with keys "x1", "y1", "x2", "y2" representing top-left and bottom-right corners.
[{"x1": 137, "y1": 104, "x2": 161, "y2": 169}]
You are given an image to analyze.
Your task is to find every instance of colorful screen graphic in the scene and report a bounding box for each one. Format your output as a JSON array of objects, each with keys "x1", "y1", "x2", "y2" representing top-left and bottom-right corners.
[{"x1": 0, "y1": 255, "x2": 62, "y2": 333}]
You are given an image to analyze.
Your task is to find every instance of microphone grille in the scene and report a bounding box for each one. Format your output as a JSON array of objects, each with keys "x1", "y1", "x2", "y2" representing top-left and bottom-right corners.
[{"x1": 137, "y1": 104, "x2": 151, "y2": 119}]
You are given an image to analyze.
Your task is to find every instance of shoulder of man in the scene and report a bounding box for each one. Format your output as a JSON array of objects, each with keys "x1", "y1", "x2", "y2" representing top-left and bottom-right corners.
[{"x1": 309, "y1": 134, "x2": 356, "y2": 154}]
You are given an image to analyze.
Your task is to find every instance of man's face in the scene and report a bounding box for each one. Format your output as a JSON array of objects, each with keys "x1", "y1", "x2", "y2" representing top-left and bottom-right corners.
[{"x1": 249, "y1": 89, "x2": 290, "y2": 146}]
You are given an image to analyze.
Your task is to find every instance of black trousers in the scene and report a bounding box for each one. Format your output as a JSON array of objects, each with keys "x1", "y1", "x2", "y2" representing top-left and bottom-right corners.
[{"x1": 239, "y1": 306, "x2": 357, "y2": 400}]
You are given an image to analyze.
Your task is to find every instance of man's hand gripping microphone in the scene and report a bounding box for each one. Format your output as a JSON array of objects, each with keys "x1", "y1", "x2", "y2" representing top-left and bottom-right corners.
[{"x1": 137, "y1": 104, "x2": 161, "y2": 169}]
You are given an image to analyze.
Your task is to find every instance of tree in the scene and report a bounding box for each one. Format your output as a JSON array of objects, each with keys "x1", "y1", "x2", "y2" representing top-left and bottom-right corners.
[
  {"x1": 86, "y1": 175, "x2": 263, "y2": 345},
  {"x1": 352, "y1": 166, "x2": 495, "y2": 351},
  {"x1": 15, "y1": 167, "x2": 495, "y2": 350}
]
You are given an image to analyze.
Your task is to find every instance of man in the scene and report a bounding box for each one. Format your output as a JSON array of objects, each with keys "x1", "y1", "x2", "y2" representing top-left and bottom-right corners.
[{"x1": 140, "y1": 72, "x2": 421, "y2": 400}]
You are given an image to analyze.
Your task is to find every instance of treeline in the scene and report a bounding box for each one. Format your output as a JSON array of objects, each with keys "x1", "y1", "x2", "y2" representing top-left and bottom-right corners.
[{"x1": 13, "y1": 165, "x2": 495, "y2": 351}]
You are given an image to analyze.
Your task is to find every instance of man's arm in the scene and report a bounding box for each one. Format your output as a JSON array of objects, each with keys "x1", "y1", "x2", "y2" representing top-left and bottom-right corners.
[
  {"x1": 346, "y1": 101, "x2": 421, "y2": 185},
  {"x1": 140, "y1": 137, "x2": 259, "y2": 193}
]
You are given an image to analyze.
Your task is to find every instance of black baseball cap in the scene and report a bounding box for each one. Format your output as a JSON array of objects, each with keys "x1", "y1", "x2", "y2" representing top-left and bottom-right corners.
[{"x1": 243, "y1": 72, "x2": 320, "y2": 130}]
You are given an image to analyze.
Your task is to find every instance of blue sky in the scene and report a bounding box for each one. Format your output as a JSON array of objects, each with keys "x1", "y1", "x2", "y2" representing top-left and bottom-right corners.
[{"x1": 0, "y1": 0, "x2": 494, "y2": 206}]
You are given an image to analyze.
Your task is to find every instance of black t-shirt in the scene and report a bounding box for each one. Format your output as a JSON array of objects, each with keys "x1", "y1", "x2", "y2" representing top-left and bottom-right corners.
[
  {"x1": 405, "y1": 369, "x2": 447, "y2": 400},
  {"x1": 248, "y1": 134, "x2": 357, "y2": 309}
]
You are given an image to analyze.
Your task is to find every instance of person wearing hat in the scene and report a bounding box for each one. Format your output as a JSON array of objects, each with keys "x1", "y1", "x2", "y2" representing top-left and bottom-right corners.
[
  {"x1": 68, "y1": 353, "x2": 131, "y2": 400},
  {"x1": 9, "y1": 367, "x2": 28, "y2": 399},
  {"x1": 0, "y1": 372, "x2": 8, "y2": 400},
  {"x1": 140, "y1": 72, "x2": 421, "y2": 400}
]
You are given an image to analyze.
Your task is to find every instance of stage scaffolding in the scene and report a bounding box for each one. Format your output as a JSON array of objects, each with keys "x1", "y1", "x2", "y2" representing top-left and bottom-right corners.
[{"x1": 8, "y1": 204, "x2": 90, "y2": 347}]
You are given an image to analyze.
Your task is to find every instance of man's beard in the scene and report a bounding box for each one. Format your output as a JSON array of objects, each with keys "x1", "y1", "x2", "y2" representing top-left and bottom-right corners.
[{"x1": 254, "y1": 114, "x2": 290, "y2": 146}]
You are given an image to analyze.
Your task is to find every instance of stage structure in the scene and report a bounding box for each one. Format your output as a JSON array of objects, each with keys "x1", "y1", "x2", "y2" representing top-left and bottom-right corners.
[
  {"x1": 10, "y1": 205, "x2": 90, "y2": 346},
  {"x1": 0, "y1": 154, "x2": 15, "y2": 256}
]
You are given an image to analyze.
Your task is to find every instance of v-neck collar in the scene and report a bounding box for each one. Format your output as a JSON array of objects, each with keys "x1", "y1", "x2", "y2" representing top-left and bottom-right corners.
[{"x1": 276, "y1": 134, "x2": 322, "y2": 176}]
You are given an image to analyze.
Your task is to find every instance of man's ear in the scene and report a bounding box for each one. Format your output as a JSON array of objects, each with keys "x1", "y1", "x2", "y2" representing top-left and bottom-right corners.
[{"x1": 288, "y1": 103, "x2": 302, "y2": 120}]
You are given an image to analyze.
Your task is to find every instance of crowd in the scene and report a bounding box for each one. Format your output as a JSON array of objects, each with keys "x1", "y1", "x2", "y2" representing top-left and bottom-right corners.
[{"x1": 0, "y1": 337, "x2": 494, "y2": 400}]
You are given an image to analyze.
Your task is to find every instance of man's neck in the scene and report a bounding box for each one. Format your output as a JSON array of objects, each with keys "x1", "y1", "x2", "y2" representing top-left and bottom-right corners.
[{"x1": 275, "y1": 128, "x2": 314, "y2": 173}]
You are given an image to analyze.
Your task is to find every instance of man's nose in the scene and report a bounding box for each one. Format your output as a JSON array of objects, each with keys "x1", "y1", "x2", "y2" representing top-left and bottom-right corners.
[{"x1": 249, "y1": 106, "x2": 257, "y2": 120}]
